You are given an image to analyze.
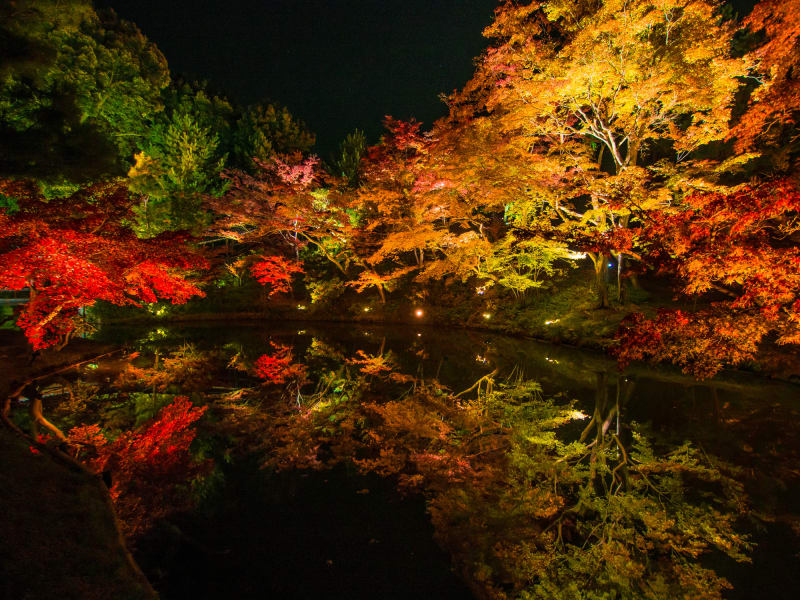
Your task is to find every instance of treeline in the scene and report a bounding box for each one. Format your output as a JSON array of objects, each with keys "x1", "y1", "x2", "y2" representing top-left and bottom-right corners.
[
  {"x1": 0, "y1": 0, "x2": 315, "y2": 233},
  {"x1": 2, "y1": 0, "x2": 800, "y2": 378}
]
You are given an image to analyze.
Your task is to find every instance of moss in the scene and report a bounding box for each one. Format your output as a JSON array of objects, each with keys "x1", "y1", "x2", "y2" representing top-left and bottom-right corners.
[{"x1": 0, "y1": 428, "x2": 156, "y2": 600}]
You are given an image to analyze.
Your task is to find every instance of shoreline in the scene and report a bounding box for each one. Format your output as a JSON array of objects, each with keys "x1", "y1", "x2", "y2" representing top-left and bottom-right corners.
[{"x1": 91, "y1": 310, "x2": 800, "y2": 387}]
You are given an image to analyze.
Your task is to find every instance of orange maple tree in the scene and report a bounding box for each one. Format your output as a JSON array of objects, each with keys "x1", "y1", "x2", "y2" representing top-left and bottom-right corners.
[
  {"x1": 416, "y1": 0, "x2": 746, "y2": 306},
  {"x1": 731, "y1": 0, "x2": 800, "y2": 157}
]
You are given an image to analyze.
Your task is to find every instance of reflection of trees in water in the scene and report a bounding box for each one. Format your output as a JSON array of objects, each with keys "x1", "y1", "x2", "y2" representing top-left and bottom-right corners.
[
  {"x1": 7, "y1": 332, "x2": 787, "y2": 599},
  {"x1": 246, "y1": 355, "x2": 752, "y2": 600},
  {"x1": 438, "y1": 375, "x2": 750, "y2": 600}
]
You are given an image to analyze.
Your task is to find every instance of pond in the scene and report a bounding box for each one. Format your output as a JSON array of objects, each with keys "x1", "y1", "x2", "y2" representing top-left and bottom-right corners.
[{"x1": 31, "y1": 321, "x2": 800, "y2": 599}]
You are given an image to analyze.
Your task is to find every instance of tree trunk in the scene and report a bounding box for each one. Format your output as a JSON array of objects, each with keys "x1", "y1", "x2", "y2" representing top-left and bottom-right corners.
[
  {"x1": 592, "y1": 253, "x2": 610, "y2": 309},
  {"x1": 30, "y1": 396, "x2": 69, "y2": 443}
]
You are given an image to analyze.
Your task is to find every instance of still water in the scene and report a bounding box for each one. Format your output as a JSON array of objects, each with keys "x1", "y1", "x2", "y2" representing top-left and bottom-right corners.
[{"x1": 63, "y1": 322, "x2": 800, "y2": 598}]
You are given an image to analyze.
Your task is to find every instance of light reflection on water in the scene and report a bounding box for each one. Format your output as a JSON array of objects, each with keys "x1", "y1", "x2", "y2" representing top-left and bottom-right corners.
[{"x1": 78, "y1": 321, "x2": 800, "y2": 599}]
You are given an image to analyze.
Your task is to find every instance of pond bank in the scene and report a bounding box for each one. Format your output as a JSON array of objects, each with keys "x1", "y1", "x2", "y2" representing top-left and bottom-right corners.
[
  {"x1": 0, "y1": 331, "x2": 156, "y2": 600},
  {"x1": 94, "y1": 306, "x2": 800, "y2": 384},
  {"x1": 0, "y1": 425, "x2": 156, "y2": 600}
]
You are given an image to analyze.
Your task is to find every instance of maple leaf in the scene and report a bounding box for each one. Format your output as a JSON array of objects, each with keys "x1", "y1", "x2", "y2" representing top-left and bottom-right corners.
[
  {"x1": 250, "y1": 255, "x2": 304, "y2": 296},
  {"x1": 0, "y1": 181, "x2": 206, "y2": 349}
]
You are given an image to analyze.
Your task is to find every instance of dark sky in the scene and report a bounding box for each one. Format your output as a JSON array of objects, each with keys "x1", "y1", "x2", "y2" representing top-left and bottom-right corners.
[{"x1": 94, "y1": 0, "x2": 498, "y2": 157}]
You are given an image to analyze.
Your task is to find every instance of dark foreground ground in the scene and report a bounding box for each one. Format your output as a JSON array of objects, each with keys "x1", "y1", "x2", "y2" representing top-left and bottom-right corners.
[
  {"x1": 0, "y1": 425, "x2": 155, "y2": 600},
  {"x1": 0, "y1": 331, "x2": 154, "y2": 600}
]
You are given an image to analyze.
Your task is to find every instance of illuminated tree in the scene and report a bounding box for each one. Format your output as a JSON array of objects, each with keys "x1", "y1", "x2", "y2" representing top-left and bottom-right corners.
[
  {"x1": 345, "y1": 266, "x2": 415, "y2": 304},
  {"x1": 730, "y1": 0, "x2": 800, "y2": 162},
  {"x1": 250, "y1": 255, "x2": 304, "y2": 296},
  {"x1": 0, "y1": 181, "x2": 206, "y2": 350},
  {"x1": 433, "y1": 0, "x2": 746, "y2": 306},
  {"x1": 128, "y1": 112, "x2": 225, "y2": 235},
  {"x1": 616, "y1": 179, "x2": 800, "y2": 377},
  {"x1": 210, "y1": 154, "x2": 354, "y2": 275},
  {"x1": 356, "y1": 118, "x2": 442, "y2": 269},
  {"x1": 127, "y1": 81, "x2": 236, "y2": 234}
]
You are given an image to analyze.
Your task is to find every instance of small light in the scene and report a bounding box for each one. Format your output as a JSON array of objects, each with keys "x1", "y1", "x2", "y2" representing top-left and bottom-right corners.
[
  {"x1": 297, "y1": 304, "x2": 307, "y2": 310},
  {"x1": 544, "y1": 319, "x2": 560, "y2": 325},
  {"x1": 482, "y1": 313, "x2": 491, "y2": 320},
  {"x1": 569, "y1": 410, "x2": 589, "y2": 421},
  {"x1": 415, "y1": 309, "x2": 423, "y2": 317},
  {"x1": 416, "y1": 333, "x2": 422, "y2": 337},
  {"x1": 363, "y1": 307, "x2": 370, "y2": 312}
]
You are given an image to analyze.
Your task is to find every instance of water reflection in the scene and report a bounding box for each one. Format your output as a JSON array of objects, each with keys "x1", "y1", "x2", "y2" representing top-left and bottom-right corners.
[{"x1": 12, "y1": 322, "x2": 800, "y2": 599}]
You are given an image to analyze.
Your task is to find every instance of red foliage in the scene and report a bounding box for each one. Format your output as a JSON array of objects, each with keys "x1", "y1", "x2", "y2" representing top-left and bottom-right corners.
[
  {"x1": 253, "y1": 342, "x2": 306, "y2": 384},
  {"x1": 615, "y1": 310, "x2": 770, "y2": 379},
  {"x1": 70, "y1": 396, "x2": 208, "y2": 535},
  {"x1": 210, "y1": 154, "x2": 327, "y2": 242},
  {"x1": 730, "y1": 0, "x2": 800, "y2": 151},
  {"x1": 208, "y1": 155, "x2": 354, "y2": 280},
  {"x1": 250, "y1": 255, "x2": 303, "y2": 296},
  {"x1": 0, "y1": 182, "x2": 207, "y2": 349},
  {"x1": 268, "y1": 155, "x2": 320, "y2": 189},
  {"x1": 615, "y1": 179, "x2": 800, "y2": 377},
  {"x1": 362, "y1": 117, "x2": 426, "y2": 180}
]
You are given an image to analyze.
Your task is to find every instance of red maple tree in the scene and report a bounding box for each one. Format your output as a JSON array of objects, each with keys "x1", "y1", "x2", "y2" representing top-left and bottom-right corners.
[
  {"x1": 70, "y1": 396, "x2": 209, "y2": 535},
  {"x1": 615, "y1": 178, "x2": 800, "y2": 377},
  {"x1": 250, "y1": 255, "x2": 304, "y2": 296},
  {"x1": 0, "y1": 181, "x2": 206, "y2": 349}
]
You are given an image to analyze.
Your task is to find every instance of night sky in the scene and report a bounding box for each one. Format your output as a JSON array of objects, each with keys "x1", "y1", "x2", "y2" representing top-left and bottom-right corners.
[{"x1": 94, "y1": 0, "x2": 499, "y2": 157}]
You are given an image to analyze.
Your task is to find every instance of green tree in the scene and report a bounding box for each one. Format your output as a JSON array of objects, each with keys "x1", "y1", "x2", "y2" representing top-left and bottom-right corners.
[
  {"x1": 480, "y1": 234, "x2": 573, "y2": 301},
  {"x1": 127, "y1": 80, "x2": 236, "y2": 234},
  {"x1": 0, "y1": 1, "x2": 169, "y2": 183},
  {"x1": 128, "y1": 111, "x2": 225, "y2": 235},
  {"x1": 232, "y1": 102, "x2": 315, "y2": 171},
  {"x1": 332, "y1": 128, "x2": 367, "y2": 186}
]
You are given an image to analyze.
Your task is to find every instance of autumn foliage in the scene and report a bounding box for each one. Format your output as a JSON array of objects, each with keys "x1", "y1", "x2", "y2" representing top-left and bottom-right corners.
[
  {"x1": 616, "y1": 179, "x2": 800, "y2": 376},
  {"x1": 731, "y1": 0, "x2": 800, "y2": 154},
  {"x1": 4, "y1": 0, "x2": 800, "y2": 378},
  {"x1": 253, "y1": 342, "x2": 306, "y2": 384},
  {"x1": 70, "y1": 396, "x2": 209, "y2": 535},
  {"x1": 249, "y1": 360, "x2": 750, "y2": 600},
  {"x1": 251, "y1": 255, "x2": 304, "y2": 296},
  {"x1": 0, "y1": 181, "x2": 206, "y2": 349}
]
